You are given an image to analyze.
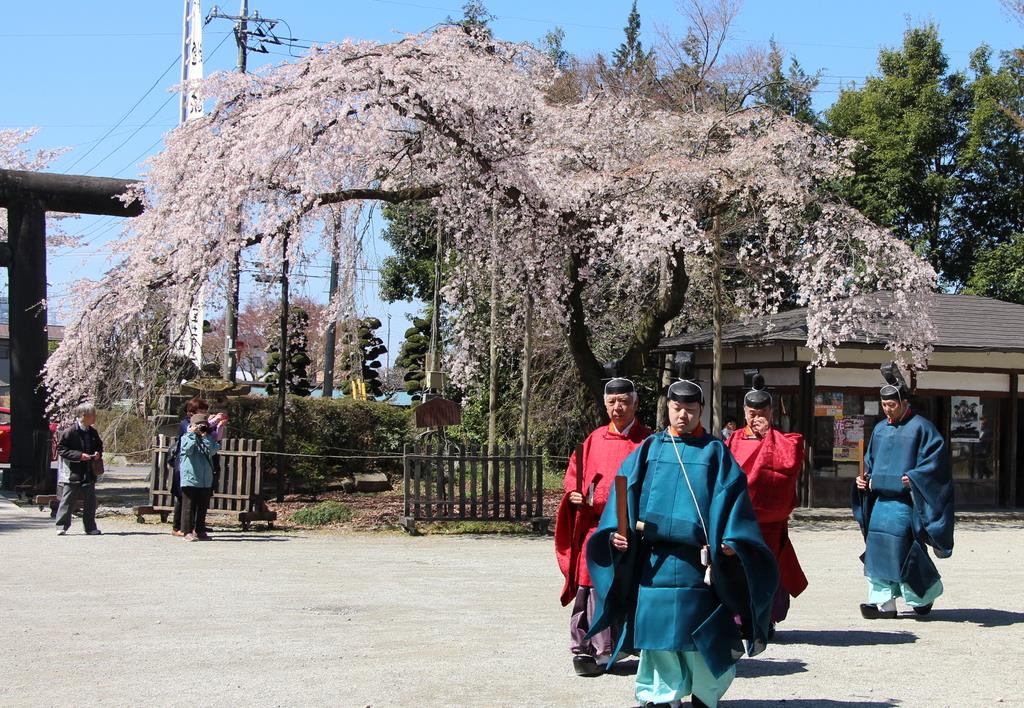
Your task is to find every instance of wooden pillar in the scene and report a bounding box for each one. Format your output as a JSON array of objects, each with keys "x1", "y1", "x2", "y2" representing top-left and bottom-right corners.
[
  {"x1": 1009, "y1": 372, "x2": 1019, "y2": 509},
  {"x1": 4, "y1": 198, "x2": 49, "y2": 491},
  {"x1": 798, "y1": 365, "x2": 816, "y2": 508}
]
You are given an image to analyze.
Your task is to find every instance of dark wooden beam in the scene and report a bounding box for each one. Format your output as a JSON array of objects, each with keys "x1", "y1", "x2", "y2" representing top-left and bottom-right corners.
[{"x1": 0, "y1": 169, "x2": 142, "y2": 217}]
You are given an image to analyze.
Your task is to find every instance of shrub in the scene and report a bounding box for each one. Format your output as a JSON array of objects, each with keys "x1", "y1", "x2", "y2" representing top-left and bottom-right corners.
[
  {"x1": 224, "y1": 395, "x2": 412, "y2": 493},
  {"x1": 290, "y1": 501, "x2": 355, "y2": 526}
]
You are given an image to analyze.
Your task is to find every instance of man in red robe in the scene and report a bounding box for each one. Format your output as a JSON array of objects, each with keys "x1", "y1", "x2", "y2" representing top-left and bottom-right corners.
[
  {"x1": 555, "y1": 376, "x2": 651, "y2": 676},
  {"x1": 725, "y1": 374, "x2": 807, "y2": 635}
]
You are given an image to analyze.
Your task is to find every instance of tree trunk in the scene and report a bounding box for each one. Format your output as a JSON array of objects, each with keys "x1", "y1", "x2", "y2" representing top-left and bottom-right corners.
[
  {"x1": 711, "y1": 215, "x2": 723, "y2": 438},
  {"x1": 487, "y1": 204, "x2": 500, "y2": 503},
  {"x1": 565, "y1": 248, "x2": 690, "y2": 419},
  {"x1": 520, "y1": 289, "x2": 533, "y2": 447}
]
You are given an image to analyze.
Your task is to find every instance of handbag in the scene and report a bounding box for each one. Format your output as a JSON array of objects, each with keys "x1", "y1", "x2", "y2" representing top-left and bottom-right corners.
[{"x1": 91, "y1": 456, "x2": 105, "y2": 477}]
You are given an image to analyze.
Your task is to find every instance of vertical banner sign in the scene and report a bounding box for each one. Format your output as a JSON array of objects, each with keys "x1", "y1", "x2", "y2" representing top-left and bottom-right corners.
[
  {"x1": 180, "y1": 0, "x2": 205, "y2": 124},
  {"x1": 175, "y1": 0, "x2": 206, "y2": 366}
]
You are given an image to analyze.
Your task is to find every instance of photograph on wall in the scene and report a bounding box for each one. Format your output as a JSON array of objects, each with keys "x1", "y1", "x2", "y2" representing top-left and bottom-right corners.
[
  {"x1": 833, "y1": 415, "x2": 865, "y2": 461},
  {"x1": 814, "y1": 391, "x2": 844, "y2": 417},
  {"x1": 950, "y1": 396, "x2": 983, "y2": 442}
]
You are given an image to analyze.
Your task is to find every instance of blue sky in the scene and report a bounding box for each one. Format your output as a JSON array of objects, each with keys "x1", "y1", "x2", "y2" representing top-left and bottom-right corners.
[{"x1": 2, "y1": 0, "x2": 1021, "y2": 356}]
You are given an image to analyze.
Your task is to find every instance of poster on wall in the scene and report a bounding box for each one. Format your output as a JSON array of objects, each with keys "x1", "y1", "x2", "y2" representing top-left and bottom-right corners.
[
  {"x1": 814, "y1": 391, "x2": 844, "y2": 417},
  {"x1": 833, "y1": 415, "x2": 865, "y2": 461},
  {"x1": 951, "y1": 396, "x2": 983, "y2": 442}
]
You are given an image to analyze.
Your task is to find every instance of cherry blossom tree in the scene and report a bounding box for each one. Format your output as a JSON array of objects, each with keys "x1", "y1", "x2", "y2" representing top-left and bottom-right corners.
[
  {"x1": 43, "y1": 26, "x2": 936, "y2": 415},
  {"x1": 1, "y1": 128, "x2": 75, "y2": 247}
]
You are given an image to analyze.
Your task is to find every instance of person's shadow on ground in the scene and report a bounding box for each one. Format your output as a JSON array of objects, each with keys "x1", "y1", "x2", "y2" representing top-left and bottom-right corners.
[
  {"x1": 724, "y1": 701, "x2": 897, "y2": 707},
  {"x1": 776, "y1": 629, "x2": 917, "y2": 646},
  {"x1": 922, "y1": 608, "x2": 1024, "y2": 627},
  {"x1": 736, "y1": 658, "x2": 807, "y2": 678},
  {"x1": 200, "y1": 534, "x2": 291, "y2": 543}
]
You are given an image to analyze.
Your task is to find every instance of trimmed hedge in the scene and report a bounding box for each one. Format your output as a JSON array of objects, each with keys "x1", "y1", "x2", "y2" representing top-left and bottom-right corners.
[{"x1": 223, "y1": 396, "x2": 412, "y2": 493}]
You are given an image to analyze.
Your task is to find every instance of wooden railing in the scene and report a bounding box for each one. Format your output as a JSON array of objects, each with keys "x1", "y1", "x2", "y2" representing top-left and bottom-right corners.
[
  {"x1": 136, "y1": 435, "x2": 275, "y2": 530},
  {"x1": 401, "y1": 443, "x2": 545, "y2": 529}
]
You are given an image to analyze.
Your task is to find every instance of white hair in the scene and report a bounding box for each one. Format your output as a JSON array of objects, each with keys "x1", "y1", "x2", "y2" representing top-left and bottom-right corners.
[
  {"x1": 74, "y1": 402, "x2": 97, "y2": 419},
  {"x1": 604, "y1": 391, "x2": 639, "y2": 405}
]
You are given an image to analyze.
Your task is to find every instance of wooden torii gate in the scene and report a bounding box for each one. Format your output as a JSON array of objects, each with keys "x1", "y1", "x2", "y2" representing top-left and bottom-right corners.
[{"x1": 0, "y1": 168, "x2": 142, "y2": 492}]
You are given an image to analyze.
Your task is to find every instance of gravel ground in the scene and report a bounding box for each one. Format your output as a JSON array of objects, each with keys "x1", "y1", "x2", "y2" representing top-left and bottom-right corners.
[{"x1": 1, "y1": 494, "x2": 1022, "y2": 708}]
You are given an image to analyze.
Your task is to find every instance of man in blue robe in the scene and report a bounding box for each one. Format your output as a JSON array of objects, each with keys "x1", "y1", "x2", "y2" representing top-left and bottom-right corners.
[
  {"x1": 853, "y1": 363, "x2": 955, "y2": 619},
  {"x1": 586, "y1": 379, "x2": 778, "y2": 708}
]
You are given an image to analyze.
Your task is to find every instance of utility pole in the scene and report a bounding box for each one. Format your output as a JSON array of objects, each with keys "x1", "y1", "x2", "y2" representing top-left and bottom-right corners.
[
  {"x1": 321, "y1": 211, "x2": 340, "y2": 399},
  {"x1": 208, "y1": 1, "x2": 293, "y2": 382},
  {"x1": 275, "y1": 233, "x2": 289, "y2": 502}
]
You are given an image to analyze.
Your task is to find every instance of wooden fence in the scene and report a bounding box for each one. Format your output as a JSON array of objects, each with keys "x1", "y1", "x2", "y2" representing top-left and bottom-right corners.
[
  {"x1": 136, "y1": 435, "x2": 276, "y2": 530},
  {"x1": 401, "y1": 443, "x2": 546, "y2": 531}
]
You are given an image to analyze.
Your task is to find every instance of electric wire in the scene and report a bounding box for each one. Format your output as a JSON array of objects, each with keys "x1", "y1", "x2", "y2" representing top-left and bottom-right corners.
[{"x1": 62, "y1": 54, "x2": 182, "y2": 174}]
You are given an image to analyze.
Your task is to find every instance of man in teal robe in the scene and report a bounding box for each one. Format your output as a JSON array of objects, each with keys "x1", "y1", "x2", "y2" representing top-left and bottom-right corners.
[
  {"x1": 854, "y1": 363, "x2": 954, "y2": 619},
  {"x1": 586, "y1": 379, "x2": 778, "y2": 708}
]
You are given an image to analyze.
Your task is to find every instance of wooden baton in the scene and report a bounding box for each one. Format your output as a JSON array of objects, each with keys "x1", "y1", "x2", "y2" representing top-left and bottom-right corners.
[
  {"x1": 615, "y1": 475, "x2": 628, "y2": 537},
  {"x1": 574, "y1": 443, "x2": 584, "y2": 496}
]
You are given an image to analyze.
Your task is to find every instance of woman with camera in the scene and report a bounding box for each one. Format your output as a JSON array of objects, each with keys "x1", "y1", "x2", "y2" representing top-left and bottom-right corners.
[
  {"x1": 171, "y1": 396, "x2": 227, "y2": 537},
  {"x1": 178, "y1": 412, "x2": 221, "y2": 541}
]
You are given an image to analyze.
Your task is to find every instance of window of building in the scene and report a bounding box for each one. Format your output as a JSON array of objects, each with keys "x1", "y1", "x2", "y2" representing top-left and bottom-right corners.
[
  {"x1": 811, "y1": 391, "x2": 883, "y2": 479},
  {"x1": 948, "y1": 395, "x2": 1000, "y2": 481}
]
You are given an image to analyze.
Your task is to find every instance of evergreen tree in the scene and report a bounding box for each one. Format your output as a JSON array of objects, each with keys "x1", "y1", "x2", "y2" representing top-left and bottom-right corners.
[
  {"x1": 824, "y1": 24, "x2": 969, "y2": 283},
  {"x1": 964, "y1": 234, "x2": 1024, "y2": 304},
  {"x1": 758, "y1": 39, "x2": 821, "y2": 126},
  {"x1": 396, "y1": 315, "x2": 431, "y2": 400},
  {"x1": 540, "y1": 26, "x2": 570, "y2": 71},
  {"x1": 263, "y1": 306, "x2": 312, "y2": 397},
  {"x1": 379, "y1": 201, "x2": 440, "y2": 303},
  {"x1": 340, "y1": 316, "x2": 388, "y2": 399},
  {"x1": 612, "y1": 1, "x2": 653, "y2": 78},
  {"x1": 955, "y1": 45, "x2": 1024, "y2": 289},
  {"x1": 449, "y1": 1, "x2": 494, "y2": 39}
]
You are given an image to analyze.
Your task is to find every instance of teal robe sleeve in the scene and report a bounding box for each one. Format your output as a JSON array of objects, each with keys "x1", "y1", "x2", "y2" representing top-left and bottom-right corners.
[
  {"x1": 584, "y1": 438, "x2": 651, "y2": 661},
  {"x1": 905, "y1": 417, "x2": 954, "y2": 558},
  {"x1": 707, "y1": 448, "x2": 779, "y2": 658},
  {"x1": 585, "y1": 435, "x2": 778, "y2": 677}
]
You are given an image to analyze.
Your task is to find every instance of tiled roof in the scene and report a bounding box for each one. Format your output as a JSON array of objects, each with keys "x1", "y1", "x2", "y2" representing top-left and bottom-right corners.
[{"x1": 657, "y1": 293, "x2": 1024, "y2": 353}]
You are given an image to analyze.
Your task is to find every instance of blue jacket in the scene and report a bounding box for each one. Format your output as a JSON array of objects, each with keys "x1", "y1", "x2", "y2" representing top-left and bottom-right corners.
[
  {"x1": 179, "y1": 432, "x2": 219, "y2": 488},
  {"x1": 586, "y1": 430, "x2": 778, "y2": 679},
  {"x1": 853, "y1": 410, "x2": 954, "y2": 595}
]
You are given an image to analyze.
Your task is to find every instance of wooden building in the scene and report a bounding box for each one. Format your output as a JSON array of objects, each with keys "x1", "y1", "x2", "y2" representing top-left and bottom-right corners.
[{"x1": 657, "y1": 294, "x2": 1023, "y2": 508}]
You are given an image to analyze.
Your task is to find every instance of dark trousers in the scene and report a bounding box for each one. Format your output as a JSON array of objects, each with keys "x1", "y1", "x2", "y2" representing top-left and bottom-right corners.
[
  {"x1": 172, "y1": 494, "x2": 183, "y2": 531},
  {"x1": 180, "y1": 487, "x2": 211, "y2": 536},
  {"x1": 55, "y1": 482, "x2": 97, "y2": 532}
]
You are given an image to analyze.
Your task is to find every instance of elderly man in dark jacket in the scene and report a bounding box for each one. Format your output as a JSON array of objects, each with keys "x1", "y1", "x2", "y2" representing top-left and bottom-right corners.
[{"x1": 55, "y1": 402, "x2": 104, "y2": 535}]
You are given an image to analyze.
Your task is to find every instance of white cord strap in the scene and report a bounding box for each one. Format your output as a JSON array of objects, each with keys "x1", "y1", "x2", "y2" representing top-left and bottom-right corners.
[{"x1": 669, "y1": 436, "x2": 713, "y2": 585}]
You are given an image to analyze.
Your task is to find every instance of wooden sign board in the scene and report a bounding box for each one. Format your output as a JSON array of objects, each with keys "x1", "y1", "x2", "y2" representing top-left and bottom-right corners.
[{"x1": 413, "y1": 397, "x2": 461, "y2": 428}]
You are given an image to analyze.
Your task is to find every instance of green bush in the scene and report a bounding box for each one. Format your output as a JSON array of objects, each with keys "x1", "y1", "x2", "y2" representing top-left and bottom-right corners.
[
  {"x1": 290, "y1": 501, "x2": 355, "y2": 526},
  {"x1": 224, "y1": 395, "x2": 412, "y2": 493}
]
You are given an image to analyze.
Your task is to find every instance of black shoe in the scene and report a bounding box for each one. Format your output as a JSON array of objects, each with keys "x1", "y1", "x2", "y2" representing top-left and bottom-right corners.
[
  {"x1": 767, "y1": 621, "x2": 776, "y2": 640},
  {"x1": 691, "y1": 696, "x2": 710, "y2": 708},
  {"x1": 860, "y1": 603, "x2": 897, "y2": 620},
  {"x1": 912, "y1": 603, "x2": 933, "y2": 616},
  {"x1": 572, "y1": 655, "x2": 603, "y2": 677}
]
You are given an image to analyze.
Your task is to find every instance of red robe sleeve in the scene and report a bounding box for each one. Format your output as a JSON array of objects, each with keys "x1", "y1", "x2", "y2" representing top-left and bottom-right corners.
[
  {"x1": 727, "y1": 428, "x2": 808, "y2": 597},
  {"x1": 554, "y1": 422, "x2": 652, "y2": 606}
]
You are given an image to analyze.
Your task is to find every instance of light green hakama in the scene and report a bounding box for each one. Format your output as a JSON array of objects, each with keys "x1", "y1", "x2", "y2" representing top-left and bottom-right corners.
[{"x1": 635, "y1": 649, "x2": 735, "y2": 706}]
